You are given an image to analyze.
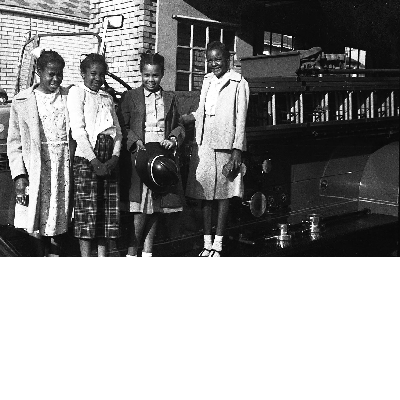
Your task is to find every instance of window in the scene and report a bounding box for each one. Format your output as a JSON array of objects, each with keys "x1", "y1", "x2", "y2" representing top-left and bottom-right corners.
[
  {"x1": 175, "y1": 17, "x2": 237, "y2": 91},
  {"x1": 345, "y1": 47, "x2": 366, "y2": 69},
  {"x1": 263, "y1": 31, "x2": 294, "y2": 55}
]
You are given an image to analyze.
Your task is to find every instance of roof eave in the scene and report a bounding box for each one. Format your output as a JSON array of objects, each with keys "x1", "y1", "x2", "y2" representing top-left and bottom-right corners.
[{"x1": 0, "y1": 5, "x2": 89, "y2": 25}]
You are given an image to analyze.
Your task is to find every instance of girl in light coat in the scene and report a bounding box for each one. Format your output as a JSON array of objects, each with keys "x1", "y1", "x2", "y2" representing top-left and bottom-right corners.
[
  {"x1": 183, "y1": 41, "x2": 250, "y2": 256},
  {"x1": 7, "y1": 50, "x2": 73, "y2": 256}
]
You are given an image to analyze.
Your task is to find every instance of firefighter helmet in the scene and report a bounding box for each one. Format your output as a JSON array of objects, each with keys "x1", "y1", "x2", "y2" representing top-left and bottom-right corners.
[{"x1": 135, "y1": 142, "x2": 179, "y2": 193}]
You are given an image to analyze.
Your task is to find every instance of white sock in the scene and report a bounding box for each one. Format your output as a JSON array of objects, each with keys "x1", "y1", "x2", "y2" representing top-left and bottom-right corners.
[
  {"x1": 142, "y1": 252, "x2": 153, "y2": 257},
  {"x1": 204, "y1": 235, "x2": 213, "y2": 250},
  {"x1": 212, "y1": 235, "x2": 223, "y2": 252}
]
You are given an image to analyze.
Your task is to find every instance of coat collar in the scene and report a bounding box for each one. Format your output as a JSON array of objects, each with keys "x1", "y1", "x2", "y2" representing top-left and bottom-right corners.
[
  {"x1": 78, "y1": 83, "x2": 111, "y2": 98},
  {"x1": 14, "y1": 84, "x2": 70, "y2": 101},
  {"x1": 134, "y1": 85, "x2": 173, "y2": 114},
  {"x1": 203, "y1": 69, "x2": 242, "y2": 83},
  {"x1": 12, "y1": 84, "x2": 70, "y2": 134},
  {"x1": 143, "y1": 87, "x2": 162, "y2": 98}
]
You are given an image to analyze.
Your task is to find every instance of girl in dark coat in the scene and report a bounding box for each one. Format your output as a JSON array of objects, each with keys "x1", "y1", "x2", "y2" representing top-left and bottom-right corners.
[{"x1": 118, "y1": 52, "x2": 185, "y2": 257}]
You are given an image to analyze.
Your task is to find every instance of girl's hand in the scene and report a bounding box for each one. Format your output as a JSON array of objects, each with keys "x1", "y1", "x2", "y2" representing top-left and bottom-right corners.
[
  {"x1": 91, "y1": 158, "x2": 109, "y2": 177},
  {"x1": 136, "y1": 139, "x2": 145, "y2": 151},
  {"x1": 222, "y1": 149, "x2": 242, "y2": 178},
  {"x1": 15, "y1": 176, "x2": 29, "y2": 206},
  {"x1": 230, "y1": 149, "x2": 242, "y2": 170},
  {"x1": 161, "y1": 138, "x2": 177, "y2": 150},
  {"x1": 104, "y1": 155, "x2": 119, "y2": 174}
]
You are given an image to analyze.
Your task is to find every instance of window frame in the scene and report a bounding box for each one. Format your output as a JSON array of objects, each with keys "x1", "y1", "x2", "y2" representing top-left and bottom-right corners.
[
  {"x1": 263, "y1": 31, "x2": 294, "y2": 55},
  {"x1": 345, "y1": 47, "x2": 366, "y2": 69},
  {"x1": 173, "y1": 15, "x2": 238, "y2": 91}
]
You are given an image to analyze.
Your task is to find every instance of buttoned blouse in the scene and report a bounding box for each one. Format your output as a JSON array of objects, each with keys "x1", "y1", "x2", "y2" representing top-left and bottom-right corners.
[
  {"x1": 144, "y1": 88, "x2": 165, "y2": 131},
  {"x1": 204, "y1": 73, "x2": 230, "y2": 116}
]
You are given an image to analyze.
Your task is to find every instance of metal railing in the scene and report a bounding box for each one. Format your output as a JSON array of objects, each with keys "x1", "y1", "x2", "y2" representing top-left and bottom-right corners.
[{"x1": 246, "y1": 75, "x2": 399, "y2": 129}]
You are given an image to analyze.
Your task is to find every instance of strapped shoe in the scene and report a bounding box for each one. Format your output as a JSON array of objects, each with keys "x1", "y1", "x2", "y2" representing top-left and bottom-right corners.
[
  {"x1": 208, "y1": 249, "x2": 221, "y2": 257},
  {"x1": 198, "y1": 248, "x2": 211, "y2": 257}
]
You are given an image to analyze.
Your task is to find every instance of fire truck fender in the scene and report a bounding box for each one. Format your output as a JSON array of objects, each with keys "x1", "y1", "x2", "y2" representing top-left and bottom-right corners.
[{"x1": 358, "y1": 141, "x2": 399, "y2": 216}]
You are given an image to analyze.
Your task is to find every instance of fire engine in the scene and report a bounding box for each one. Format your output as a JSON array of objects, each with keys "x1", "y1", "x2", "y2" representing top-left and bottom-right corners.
[{"x1": 0, "y1": 12, "x2": 398, "y2": 257}]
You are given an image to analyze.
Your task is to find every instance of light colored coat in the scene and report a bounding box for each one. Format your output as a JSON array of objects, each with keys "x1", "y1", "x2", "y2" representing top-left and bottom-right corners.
[
  {"x1": 194, "y1": 70, "x2": 250, "y2": 151},
  {"x1": 7, "y1": 84, "x2": 71, "y2": 233}
]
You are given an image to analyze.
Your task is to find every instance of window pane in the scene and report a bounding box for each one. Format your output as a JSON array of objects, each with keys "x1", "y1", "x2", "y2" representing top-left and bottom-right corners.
[
  {"x1": 272, "y1": 33, "x2": 281, "y2": 46},
  {"x1": 176, "y1": 72, "x2": 190, "y2": 91},
  {"x1": 177, "y1": 22, "x2": 191, "y2": 46},
  {"x1": 175, "y1": 20, "x2": 237, "y2": 91},
  {"x1": 176, "y1": 47, "x2": 191, "y2": 71},
  {"x1": 193, "y1": 25, "x2": 206, "y2": 48},
  {"x1": 209, "y1": 27, "x2": 221, "y2": 43},
  {"x1": 193, "y1": 49, "x2": 205, "y2": 72},
  {"x1": 223, "y1": 30, "x2": 235, "y2": 51},
  {"x1": 192, "y1": 74, "x2": 204, "y2": 91},
  {"x1": 264, "y1": 31, "x2": 271, "y2": 45}
]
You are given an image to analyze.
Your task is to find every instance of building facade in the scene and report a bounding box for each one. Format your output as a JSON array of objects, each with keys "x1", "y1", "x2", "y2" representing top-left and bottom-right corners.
[
  {"x1": 89, "y1": 0, "x2": 157, "y2": 89},
  {"x1": 0, "y1": 0, "x2": 89, "y2": 99},
  {"x1": 89, "y1": 0, "x2": 254, "y2": 91},
  {"x1": 1, "y1": 0, "x2": 398, "y2": 97}
]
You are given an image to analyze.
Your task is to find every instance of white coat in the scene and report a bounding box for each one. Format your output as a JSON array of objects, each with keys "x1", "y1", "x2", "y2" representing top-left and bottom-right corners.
[{"x1": 7, "y1": 85, "x2": 71, "y2": 233}]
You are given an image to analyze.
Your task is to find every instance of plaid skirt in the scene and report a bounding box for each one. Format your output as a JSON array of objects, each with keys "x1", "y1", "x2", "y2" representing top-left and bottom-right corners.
[{"x1": 73, "y1": 156, "x2": 120, "y2": 239}]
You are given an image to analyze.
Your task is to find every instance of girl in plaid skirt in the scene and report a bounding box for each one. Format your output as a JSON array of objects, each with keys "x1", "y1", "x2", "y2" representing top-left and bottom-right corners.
[{"x1": 67, "y1": 54, "x2": 122, "y2": 257}]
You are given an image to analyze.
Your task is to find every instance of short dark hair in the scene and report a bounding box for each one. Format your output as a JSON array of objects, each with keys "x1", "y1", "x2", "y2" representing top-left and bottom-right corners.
[
  {"x1": 36, "y1": 50, "x2": 65, "y2": 71},
  {"x1": 139, "y1": 51, "x2": 165, "y2": 74},
  {"x1": 206, "y1": 41, "x2": 230, "y2": 60},
  {"x1": 80, "y1": 53, "x2": 108, "y2": 73}
]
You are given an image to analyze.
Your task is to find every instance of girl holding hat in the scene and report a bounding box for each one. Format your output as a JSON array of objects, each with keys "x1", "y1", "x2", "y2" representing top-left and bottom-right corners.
[{"x1": 118, "y1": 52, "x2": 185, "y2": 257}]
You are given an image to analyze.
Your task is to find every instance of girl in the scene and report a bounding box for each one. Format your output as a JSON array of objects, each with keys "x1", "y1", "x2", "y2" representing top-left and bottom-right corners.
[
  {"x1": 182, "y1": 41, "x2": 250, "y2": 257},
  {"x1": 118, "y1": 52, "x2": 185, "y2": 257},
  {"x1": 7, "y1": 49, "x2": 72, "y2": 256},
  {"x1": 67, "y1": 53, "x2": 122, "y2": 257}
]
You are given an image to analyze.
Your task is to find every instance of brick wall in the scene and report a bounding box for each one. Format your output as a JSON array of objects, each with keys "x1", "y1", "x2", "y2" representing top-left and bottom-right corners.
[
  {"x1": 90, "y1": 0, "x2": 157, "y2": 89},
  {"x1": 0, "y1": 0, "x2": 158, "y2": 98},
  {"x1": 0, "y1": 11, "x2": 88, "y2": 99}
]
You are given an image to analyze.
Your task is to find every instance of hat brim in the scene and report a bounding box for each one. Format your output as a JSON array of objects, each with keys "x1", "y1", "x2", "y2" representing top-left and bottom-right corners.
[{"x1": 135, "y1": 142, "x2": 178, "y2": 193}]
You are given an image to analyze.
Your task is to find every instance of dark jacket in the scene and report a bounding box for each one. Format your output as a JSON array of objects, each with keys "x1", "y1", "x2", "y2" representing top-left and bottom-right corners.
[{"x1": 118, "y1": 86, "x2": 185, "y2": 207}]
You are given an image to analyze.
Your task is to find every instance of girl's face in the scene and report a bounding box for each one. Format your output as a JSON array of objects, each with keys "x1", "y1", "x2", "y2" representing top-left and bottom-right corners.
[
  {"x1": 207, "y1": 48, "x2": 229, "y2": 78},
  {"x1": 141, "y1": 64, "x2": 163, "y2": 93},
  {"x1": 81, "y1": 62, "x2": 106, "y2": 92},
  {"x1": 37, "y1": 62, "x2": 64, "y2": 94}
]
